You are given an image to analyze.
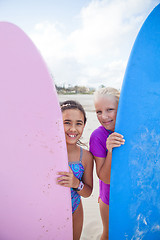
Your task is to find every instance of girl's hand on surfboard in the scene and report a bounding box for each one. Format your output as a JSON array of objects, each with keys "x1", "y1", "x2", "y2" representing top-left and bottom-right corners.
[
  {"x1": 106, "y1": 132, "x2": 125, "y2": 153},
  {"x1": 57, "y1": 167, "x2": 80, "y2": 188}
]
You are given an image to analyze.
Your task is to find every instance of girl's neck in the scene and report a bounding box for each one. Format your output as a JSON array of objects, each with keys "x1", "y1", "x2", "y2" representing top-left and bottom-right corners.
[
  {"x1": 66, "y1": 144, "x2": 80, "y2": 163},
  {"x1": 66, "y1": 143, "x2": 78, "y2": 153}
]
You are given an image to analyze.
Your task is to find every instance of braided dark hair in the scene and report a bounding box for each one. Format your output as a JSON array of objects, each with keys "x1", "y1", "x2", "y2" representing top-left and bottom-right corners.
[{"x1": 60, "y1": 100, "x2": 87, "y2": 125}]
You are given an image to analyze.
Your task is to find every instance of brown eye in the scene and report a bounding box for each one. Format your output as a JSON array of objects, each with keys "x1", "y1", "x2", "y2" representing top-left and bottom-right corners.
[
  {"x1": 64, "y1": 121, "x2": 70, "y2": 125},
  {"x1": 96, "y1": 111, "x2": 102, "y2": 115}
]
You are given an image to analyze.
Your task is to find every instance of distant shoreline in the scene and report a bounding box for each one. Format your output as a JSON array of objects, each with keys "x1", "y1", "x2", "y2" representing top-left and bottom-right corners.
[
  {"x1": 56, "y1": 85, "x2": 96, "y2": 95},
  {"x1": 58, "y1": 92, "x2": 93, "y2": 95}
]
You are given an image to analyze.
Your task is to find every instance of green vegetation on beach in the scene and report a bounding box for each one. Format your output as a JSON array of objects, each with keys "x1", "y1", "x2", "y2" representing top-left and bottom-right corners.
[{"x1": 56, "y1": 84, "x2": 95, "y2": 95}]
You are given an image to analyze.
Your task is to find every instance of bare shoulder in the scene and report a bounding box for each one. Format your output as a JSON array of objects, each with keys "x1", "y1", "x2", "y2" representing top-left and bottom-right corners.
[{"x1": 83, "y1": 148, "x2": 93, "y2": 158}]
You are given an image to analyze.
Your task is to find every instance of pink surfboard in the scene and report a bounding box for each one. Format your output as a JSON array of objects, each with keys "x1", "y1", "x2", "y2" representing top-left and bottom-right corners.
[{"x1": 0, "y1": 22, "x2": 72, "y2": 240}]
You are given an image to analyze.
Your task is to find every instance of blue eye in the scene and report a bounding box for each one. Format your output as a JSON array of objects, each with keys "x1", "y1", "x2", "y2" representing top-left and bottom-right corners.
[{"x1": 107, "y1": 108, "x2": 114, "y2": 112}]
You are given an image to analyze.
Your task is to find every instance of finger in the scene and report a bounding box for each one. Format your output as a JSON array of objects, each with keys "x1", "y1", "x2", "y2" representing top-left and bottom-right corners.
[
  {"x1": 57, "y1": 171, "x2": 69, "y2": 176},
  {"x1": 107, "y1": 141, "x2": 125, "y2": 148},
  {"x1": 109, "y1": 133, "x2": 124, "y2": 139},
  {"x1": 58, "y1": 182, "x2": 70, "y2": 187},
  {"x1": 109, "y1": 138, "x2": 125, "y2": 144},
  {"x1": 110, "y1": 132, "x2": 124, "y2": 138},
  {"x1": 57, "y1": 180, "x2": 69, "y2": 186},
  {"x1": 57, "y1": 175, "x2": 70, "y2": 181},
  {"x1": 112, "y1": 141, "x2": 125, "y2": 147},
  {"x1": 108, "y1": 136, "x2": 125, "y2": 143},
  {"x1": 112, "y1": 143, "x2": 124, "y2": 147},
  {"x1": 57, "y1": 178, "x2": 72, "y2": 188},
  {"x1": 107, "y1": 139, "x2": 125, "y2": 149},
  {"x1": 108, "y1": 137, "x2": 125, "y2": 143}
]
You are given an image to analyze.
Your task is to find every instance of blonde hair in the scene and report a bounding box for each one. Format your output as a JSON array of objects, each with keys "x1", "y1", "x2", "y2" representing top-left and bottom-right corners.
[{"x1": 94, "y1": 87, "x2": 120, "y2": 103}]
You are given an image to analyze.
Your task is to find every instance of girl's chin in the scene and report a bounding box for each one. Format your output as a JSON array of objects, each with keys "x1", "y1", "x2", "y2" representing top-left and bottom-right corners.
[
  {"x1": 66, "y1": 137, "x2": 78, "y2": 144},
  {"x1": 103, "y1": 124, "x2": 114, "y2": 131},
  {"x1": 66, "y1": 141, "x2": 77, "y2": 146}
]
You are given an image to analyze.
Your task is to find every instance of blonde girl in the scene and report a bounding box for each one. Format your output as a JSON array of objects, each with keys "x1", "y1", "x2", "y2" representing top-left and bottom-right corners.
[{"x1": 89, "y1": 87, "x2": 125, "y2": 240}]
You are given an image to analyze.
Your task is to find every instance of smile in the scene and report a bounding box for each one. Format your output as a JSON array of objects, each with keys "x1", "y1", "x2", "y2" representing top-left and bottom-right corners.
[
  {"x1": 67, "y1": 134, "x2": 77, "y2": 138},
  {"x1": 103, "y1": 120, "x2": 112, "y2": 124}
]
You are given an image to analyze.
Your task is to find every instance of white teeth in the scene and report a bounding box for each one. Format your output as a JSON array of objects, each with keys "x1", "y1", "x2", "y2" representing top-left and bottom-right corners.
[{"x1": 69, "y1": 135, "x2": 76, "y2": 138}]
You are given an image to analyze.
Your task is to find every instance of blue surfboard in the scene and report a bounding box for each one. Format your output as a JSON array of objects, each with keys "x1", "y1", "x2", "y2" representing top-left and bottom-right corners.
[{"x1": 109, "y1": 4, "x2": 160, "y2": 240}]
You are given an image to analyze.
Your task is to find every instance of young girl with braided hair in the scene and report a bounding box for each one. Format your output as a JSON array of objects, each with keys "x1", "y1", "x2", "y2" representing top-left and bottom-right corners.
[{"x1": 57, "y1": 100, "x2": 93, "y2": 240}]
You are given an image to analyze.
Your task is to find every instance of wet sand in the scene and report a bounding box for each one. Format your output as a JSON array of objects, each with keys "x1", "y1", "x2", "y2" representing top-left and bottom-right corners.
[{"x1": 58, "y1": 94, "x2": 103, "y2": 239}]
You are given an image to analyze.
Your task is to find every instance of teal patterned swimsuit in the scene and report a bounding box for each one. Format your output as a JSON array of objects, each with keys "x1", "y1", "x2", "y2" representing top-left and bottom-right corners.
[{"x1": 69, "y1": 147, "x2": 84, "y2": 213}]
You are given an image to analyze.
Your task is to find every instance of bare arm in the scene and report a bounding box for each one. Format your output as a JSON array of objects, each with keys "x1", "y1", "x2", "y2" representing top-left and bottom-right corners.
[
  {"x1": 94, "y1": 132, "x2": 125, "y2": 184},
  {"x1": 80, "y1": 150, "x2": 93, "y2": 198}
]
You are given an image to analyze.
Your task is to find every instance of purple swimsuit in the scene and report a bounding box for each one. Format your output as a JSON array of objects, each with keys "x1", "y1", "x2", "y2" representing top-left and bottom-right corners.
[{"x1": 89, "y1": 126, "x2": 112, "y2": 205}]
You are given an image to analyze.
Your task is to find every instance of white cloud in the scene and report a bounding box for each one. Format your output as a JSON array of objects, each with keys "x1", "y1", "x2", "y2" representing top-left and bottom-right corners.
[
  {"x1": 31, "y1": 21, "x2": 67, "y2": 59},
  {"x1": 29, "y1": 0, "x2": 159, "y2": 89}
]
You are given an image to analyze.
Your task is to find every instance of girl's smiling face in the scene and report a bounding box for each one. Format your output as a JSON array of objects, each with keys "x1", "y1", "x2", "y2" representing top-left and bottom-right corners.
[
  {"x1": 62, "y1": 109, "x2": 85, "y2": 145},
  {"x1": 94, "y1": 95, "x2": 118, "y2": 131}
]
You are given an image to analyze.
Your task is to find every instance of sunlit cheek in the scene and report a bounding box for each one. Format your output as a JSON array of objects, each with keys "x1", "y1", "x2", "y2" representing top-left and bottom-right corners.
[
  {"x1": 63, "y1": 125, "x2": 68, "y2": 134},
  {"x1": 113, "y1": 112, "x2": 117, "y2": 120},
  {"x1": 97, "y1": 115, "x2": 102, "y2": 123},
  {"x1": 79, "y1": 126, "x2": 85, "y2": 135}
]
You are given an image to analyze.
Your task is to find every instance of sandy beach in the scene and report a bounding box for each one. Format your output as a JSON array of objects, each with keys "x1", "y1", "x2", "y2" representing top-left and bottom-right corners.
[{"x1": 58, "y1": 94, "x2": 103, "y2": 240}]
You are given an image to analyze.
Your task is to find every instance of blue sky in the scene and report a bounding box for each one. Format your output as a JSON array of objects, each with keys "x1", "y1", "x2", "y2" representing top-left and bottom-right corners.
[
  {"x1": 0, "y1": 0, "x2": 159, "y2": 89},
  {"x1": 0, "y1": 0, "x2": 90, "y2": 32}
]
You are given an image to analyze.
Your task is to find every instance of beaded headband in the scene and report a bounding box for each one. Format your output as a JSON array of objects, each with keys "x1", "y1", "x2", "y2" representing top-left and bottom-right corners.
[{"x1": 61, "y1": 103, "x2": 72, "y2": 108}]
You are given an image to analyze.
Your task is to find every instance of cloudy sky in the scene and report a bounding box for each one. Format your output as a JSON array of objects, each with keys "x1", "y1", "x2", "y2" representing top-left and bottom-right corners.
[{"x1": 0, "y1": 0, "x2": 159, "y2": 89}]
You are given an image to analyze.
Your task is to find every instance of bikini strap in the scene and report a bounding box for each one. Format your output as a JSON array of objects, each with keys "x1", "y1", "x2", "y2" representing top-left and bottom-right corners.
[{"x1": 79, "y1": 147, "x2": 83, "y2": 163}]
